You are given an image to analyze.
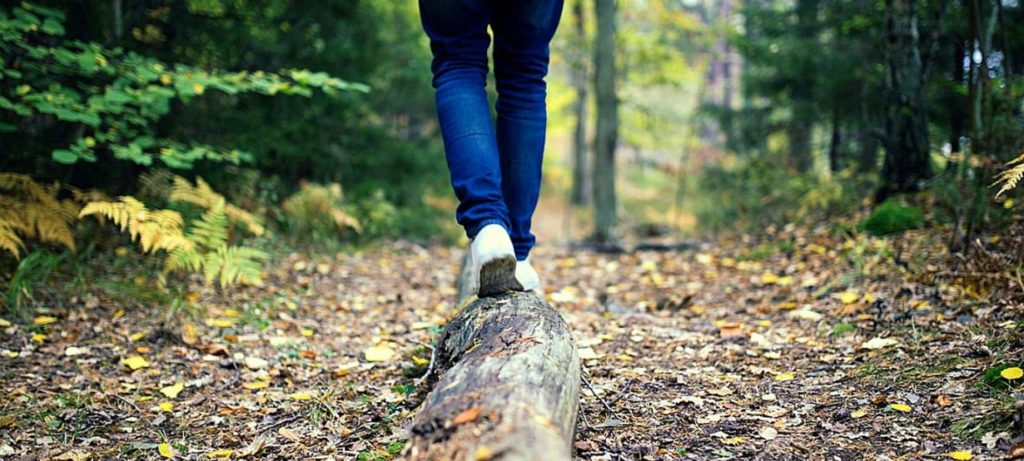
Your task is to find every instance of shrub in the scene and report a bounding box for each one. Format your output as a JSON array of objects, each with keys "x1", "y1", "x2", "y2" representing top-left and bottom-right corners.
[{"x1": 280, "y1": 182, "x2": 361, "y2": 242}]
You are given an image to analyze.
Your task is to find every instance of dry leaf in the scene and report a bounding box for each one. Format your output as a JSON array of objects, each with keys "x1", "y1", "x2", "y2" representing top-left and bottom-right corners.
[
  {"x1": 158, "y1": 443, "x2": 175, "y2": 458},
  {"x1": 278, "y1": 427, "x2": 302, "y2": 443},
  {"x1": 290, "y1": 392, "x2": 313, "y2": 401},
  {"x1": 364, "y1": 345, "x2": 396, "y2": 362},
  {"x1": 242, "y1": 381, "x2": 269, "y2": 390},
  {"x1": 889, "y1": 403, "x2": 911, "y2": 412},
  {"x1": 858, "y1": 337, "x2": 899, "y2": 350},
  {"x1": 578, "y1": 347, "x2": 601, "y2": 360},
  {"x1": 161, "y1": 383, "x2": 184, "y2": 399},
  {"x1": 244, "y1": 357, "x2": 269, "y2": 370},
  {"x1": 948, "y1": 451, "x2": 972, "y2": 460},
  {"x1": 707, "y1": 387, "x2": 734, "y2": 396},
  {"x1": 758, "y1": 426, "x2": 778, "y2": 440},
  {"x1": 122, "y1": 355, "x2": 150, "y2": 370},
  {"x1": 33, "y1": 316, "x2": 57, "y2": 326},
  {"x1": 935, "y1": 395, "x2": 953, "y2": 407},
  {"x1": 207, "y1": 449, "x2": 233, "y2": 459},
  {"x1": 452, "y1": 407, "x2": 482, "y2": 425}
]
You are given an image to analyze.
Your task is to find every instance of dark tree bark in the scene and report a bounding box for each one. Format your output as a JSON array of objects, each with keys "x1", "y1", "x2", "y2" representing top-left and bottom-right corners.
[
  {"x1": 949, "y1": 38, "x2": 965, "y2": 157},
  {"x1": 878, "y1": 0, "x2": 931, "y2": 200},
  {"x1": 592, "y1": 0, "x2": 618, "y2": 243},
  {"x1": 828, "y1": 109, "x2": 842, "y2": 173},
  {"x1": 570, "y1": 0, "x2": 590, "y2": 205}
]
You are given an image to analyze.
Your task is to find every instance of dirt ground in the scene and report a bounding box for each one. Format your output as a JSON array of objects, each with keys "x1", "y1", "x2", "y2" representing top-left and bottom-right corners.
[{"x1": 1, "y1": 225, "x2": 1022, "y2": 460}]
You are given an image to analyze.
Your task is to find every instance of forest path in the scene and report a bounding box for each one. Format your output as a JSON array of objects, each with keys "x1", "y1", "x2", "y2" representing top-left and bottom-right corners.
[{"x1": 0, "y1": 232, "x2": 1011, "y2": 460}]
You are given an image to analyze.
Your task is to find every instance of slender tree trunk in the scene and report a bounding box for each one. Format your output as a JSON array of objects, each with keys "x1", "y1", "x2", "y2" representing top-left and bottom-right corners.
[
  {"x1": 879, "y1": 0, "x2": 931, "y2": 200},
  {"x1": 788, "y1": 0, "x2": 819, "y2": 172},
  {"x1": 856, "y1": 82, "x2": 879, "y2": 173},
  {"x1": 592, "y1": 0, "x2": 618, "y2": 243},
  {"x1": 570, "y1": 0, "x2": 590, "y2": 205},
  {"x1": 828, "y1": 109, "x2": 842, "y2": 173},
  {"x1": 949, "y1": 38, "x2": 965, "y2": 156}
]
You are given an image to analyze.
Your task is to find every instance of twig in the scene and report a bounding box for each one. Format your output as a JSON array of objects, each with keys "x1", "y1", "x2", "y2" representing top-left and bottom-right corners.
[
  {"x1": 111, "y1": 394, "x2": 140, "y2": 413},
  {"x1": 414, "y1": 341, "x2": 438, "y2": 387},
  {"x1": 580, "y1": 365, "x2": 618, "y2": 418}
]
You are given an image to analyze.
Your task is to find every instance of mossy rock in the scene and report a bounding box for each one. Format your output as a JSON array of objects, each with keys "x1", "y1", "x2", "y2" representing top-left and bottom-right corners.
[{"x1": 861, "y1": 200, "x2": 924, "y2": 236}]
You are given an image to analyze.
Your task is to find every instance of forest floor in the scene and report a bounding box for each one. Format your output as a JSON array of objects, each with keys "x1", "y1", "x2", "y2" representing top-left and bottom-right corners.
[{"x1": 1, "y1": 224, "x2": 1023, "y2": 460}]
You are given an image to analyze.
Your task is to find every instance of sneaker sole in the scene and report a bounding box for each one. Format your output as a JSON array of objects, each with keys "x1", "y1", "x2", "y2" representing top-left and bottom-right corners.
[{"x1": 478, "y1": 255, "x2": 523, "y2": 297}]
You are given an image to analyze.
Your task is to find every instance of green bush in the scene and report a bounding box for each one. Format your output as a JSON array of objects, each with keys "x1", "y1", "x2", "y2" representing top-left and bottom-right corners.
[{"x1": 861, "y1": 200, "x2": 924, "y2": 236}]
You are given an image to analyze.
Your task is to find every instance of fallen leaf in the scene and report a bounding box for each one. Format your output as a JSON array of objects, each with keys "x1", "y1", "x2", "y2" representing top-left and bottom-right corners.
[
  {"x1": 278, "y1": 427, "x2": 302, "y2": 443},
  {"x1": 31, "y1": 333, "x2": 47, "y2": 343},
  {"x1": 122, "y1": 355, "x2": 150, "y2": 370},
  {"x1": 948, "y1": 451, "x2": 973, "y2": 460},
  {"x1": 207, "y1": 449, "x2": 233, "y2": 459},
  {"x1": 157, "y1": 402, "x2": 174, "y2": 412},
  {"x1": 160, "y1": 383, "x2": 184, "y2": 399},
  {"x1": 858, "y1": 337, "x2": 899, "y2": 350},
  {"x1": 774, "y1": 372, "x2": 795, "y2": 382},
  {"x1": 364, "y1": 344, "x2": 396, "y2": 362},
  {"x1": 158, "y1": 443, "x2": 174, "y2": 458},
  {"x1": 0, "y1": 318, "x2": 10, "y2": 327},
  {"x1": 707, "y1": 387, "x2": 734, "y2": 396},
  {"x1": 290, "y1": 392, "x2": 313, "y2": 401},
  {"x1": 1001, "y1": 367, "x2": 1023, "y2": 380},
  {"x1": 578, "y1": 347, "x2": 601, "y2": 360},
  {"x1": 836, "y1": 291, "x2": 860, "y2": 304},
  {"x1": 935, "y1": 395, "x2": 953, "y2": 407},
  {"x1": 475, "y1": 446, "x2": 493, "y2": 461},
  {"x1": 851, "y1": 409, "x2": 868, "y2": 418},
  {"x1": 64, "y1": 346, "x2": 89, "y2": 357},
  {"x1": 452, "y1": 407, "x2": 482, "y2": 425},
  {"x1": 242, "y1": 381, "x2": 269, "y2": 390},
  {"x1": 33, "y1": 316, "x2": 57, "y2": 326},
  {"x1": 244, "y1": 357, "x2": 269, "y2": 370},
  {"x1": 889, "y1": 403, "x2": 912, "y2": 413},
  {"x1": 758, "y1": 426, "x2": 778, "y2": 440}
]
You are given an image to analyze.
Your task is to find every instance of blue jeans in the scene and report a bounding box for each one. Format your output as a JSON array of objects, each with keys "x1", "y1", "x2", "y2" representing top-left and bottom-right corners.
[{"x1": 419, "y1": 0, "x2": 563, "y2": 261}]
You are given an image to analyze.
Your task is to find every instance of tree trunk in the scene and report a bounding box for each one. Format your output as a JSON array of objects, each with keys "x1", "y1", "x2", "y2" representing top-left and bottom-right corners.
[
  {"x1": 408, "y1": 255, "x2": 581, "y2": 460},
  {"x1": 570, "y1": 0, "x2": 590, "y2": 206},
  {"x1": 878, "y1": 0, "x2": 931, "y2": 200},
  {"x1": 788, "y1": 0, "x2": 819, "y2": 173},
  {"x1": 828, "y1": 109, "x2": 842, "y2": 173},
  {"x1": 592, "y1": 0, "x2": 618, "y2": 243}
]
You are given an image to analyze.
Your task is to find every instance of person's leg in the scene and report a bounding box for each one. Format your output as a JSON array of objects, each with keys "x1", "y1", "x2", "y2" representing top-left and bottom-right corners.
[
  {"x1": 490, "y1": 0, "x2": 564, "y2": 261},
  {"x1": 419, "y1": 0, "x2": 509, "y2": 238},
  {"x1": 420, "y1": 0, "x2": 522, "y2": 296}
]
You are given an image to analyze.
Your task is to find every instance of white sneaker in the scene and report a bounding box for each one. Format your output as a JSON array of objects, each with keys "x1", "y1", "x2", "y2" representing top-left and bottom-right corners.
[
  {"x1": 469, "y1": 224, "x2": 522, "y2": 297},
  {"x1": 516, "y1": 257, "x2": 543, "y2": 297}
]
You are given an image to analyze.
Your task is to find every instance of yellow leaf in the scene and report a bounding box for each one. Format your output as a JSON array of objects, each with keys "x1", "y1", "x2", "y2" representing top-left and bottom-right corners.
[
  {"x1": 242, "y1": 381, "x2": 269, "y2": 390},
  {"x1": 364, "y1": 345, "x2": 396, "y2": 362},
  {"x1": 836, "y1": 291, "x2": 860, "y2": 304},
  {"x1": 207, "y1": 449, "x2": 233, "y2": 459},
  {"x1": 160, "y1": 383, "x2": 184, "y2": 399},
  {"x1": 130, "y1": 332, "x2": 144, "y2": 341},
  {"x1": 31, "y1": 333, "x2": 47, "y2": 343},
  {"x1": 122, "y1": 355, "x2": 150, "y2": 370},
  {"x1": 290, "y1": 392, "x2": 313, "y2": 401},
  {"x1": 722, "y1": 437, "x2": 745, "y2": 445},
  {"x1": 759, "y1": 272, "x2": 780, "y2": 285},
  {"x1": 948, "y1": 451, "x2": 972, "y2": 460},
  {"x1": 158, "y1": 443, "x2": 175, "y2": 458},
  {"x1": 850, "y1": 409, "x2": 868, "y2": 418},
  {"x1": 207, "y1": 318, "x2": 234, "y2": 328},
  {"x1": 192, "y1": 83, "x2": 205, "y2": 95},
  {"x1": 474, "y1": 446, "x2": 493, "y2": 460},
  {"x1": 412, "y1": 355, "x2": 429, "y2": 366},
  {"x1": 159, "y1": 74, "x2": 172, "y2": 86},
  {"x1": 2, "y1": 350, "x2": 18, "y2": 358},
  {"x1": 158, "y1": 402, "x2": 174, "y2": 412},
  {"x1": 774, "y1": 372, "x2": 795, "y2": 381},
  {"x1": 300, "y1": 329, "x2": 314, "y2": 337},
  {"x1": 1001, "y1": 367, "x2": 1023, "y2": 380},
  {"x1": 34, "y1": 315, "x2": 58, "y2": 325},
  {"x1": 889, "y1": 403, "x2": 912, "y2": 413},
  {"x1": 0, "y1": 318, "x2": 10, "y2": 327}
]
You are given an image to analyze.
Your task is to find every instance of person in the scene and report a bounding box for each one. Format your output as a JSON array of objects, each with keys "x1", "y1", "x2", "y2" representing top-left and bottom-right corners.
[{"x1": 418, "y1": 0, "x2": 564, "y2": 297}]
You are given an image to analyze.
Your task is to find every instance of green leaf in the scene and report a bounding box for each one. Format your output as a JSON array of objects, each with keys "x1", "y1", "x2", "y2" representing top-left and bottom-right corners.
[
  {"x1": 52, "y1": 149, "x2": 78, "y2": 164},
  {"x1": 41, "y1": 18, "x2": 64, "y2": 35}
]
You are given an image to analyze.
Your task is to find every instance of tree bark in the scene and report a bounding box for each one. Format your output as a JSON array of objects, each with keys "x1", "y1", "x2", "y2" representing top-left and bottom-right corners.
[
  {"x1": 878, "y1": 0, "x2": 931, "y2": 200},
  {"x1": 570, "y1": 0, "x2": 590, "y2": 206},
  {"x1": 592, "y1": 0, "x2": 618, "y2": 243},
  {"x1": 407, "y1": 291, "x2": 581, "y2": 460}
]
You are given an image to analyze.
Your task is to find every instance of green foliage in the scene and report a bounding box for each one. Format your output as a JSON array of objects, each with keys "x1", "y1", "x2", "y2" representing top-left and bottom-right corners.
[
  {"x1": 860, "y1": 200, "x2": 924, "y2": 236},
  {"x1": 3, "y1": 250, "x2": 67, "y2": 316},
  {"x1": 0, "y1": 2, "x2": 366, "y2": 169}
]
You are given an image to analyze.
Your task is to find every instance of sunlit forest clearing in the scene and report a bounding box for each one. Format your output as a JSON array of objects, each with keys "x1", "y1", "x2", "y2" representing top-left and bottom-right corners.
[{"x1": 2, "y1": 0, "x2": 1024, "y2": 459}]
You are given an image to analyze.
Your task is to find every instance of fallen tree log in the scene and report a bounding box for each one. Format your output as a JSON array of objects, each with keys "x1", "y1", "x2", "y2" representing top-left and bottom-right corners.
[{"x1": 406, "y1": 267, "x2": 580, "y2": 460}]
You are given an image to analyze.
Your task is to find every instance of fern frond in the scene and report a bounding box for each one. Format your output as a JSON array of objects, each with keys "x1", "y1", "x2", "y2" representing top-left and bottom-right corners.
[
  {"x1": 164, "y1": 244, "x2": 202, "y2": 274},
  {"x1": 169, "y1": 175, "x2": 264, "y2": 235},
  {"x1": 995, "y1": 151, "x2": 1024, "y2": 197},
  {"x1": 138, "y1": 168, "x2": 175, "y2": 199},
  {"x1": 188, "y1": 200, "x2": 230, "y2": 250},
  {"x1": 203, "y1": 245, "x2": 268, "y2": 288},
  {"x1": 80, "y1": 197, "x2": 187, "y2": 253},
  {"x1": 0, "y1": 223, "x2": 25, "y2": 259},
  {"x1": 68, "y1": 187, "x2": 112, "y2": 205}
]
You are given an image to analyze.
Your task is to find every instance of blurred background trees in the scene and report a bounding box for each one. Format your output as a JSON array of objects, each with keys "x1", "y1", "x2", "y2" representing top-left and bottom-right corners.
[{"x1": 2, "y1": 0, "x2": 1024, "y2": 311}]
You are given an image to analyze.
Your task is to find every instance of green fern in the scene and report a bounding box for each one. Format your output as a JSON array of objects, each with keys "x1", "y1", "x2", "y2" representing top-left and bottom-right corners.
[
  {"x1": 188, "y1": 200, "x2": 230, "y2": 250},
  {"x1": 202, "y1": 246, "x2": 268, "y2": 288}
]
